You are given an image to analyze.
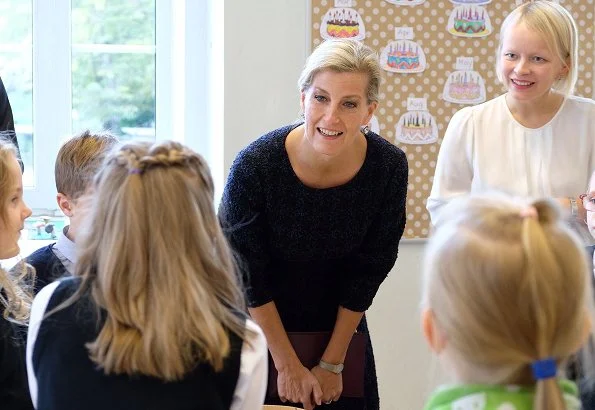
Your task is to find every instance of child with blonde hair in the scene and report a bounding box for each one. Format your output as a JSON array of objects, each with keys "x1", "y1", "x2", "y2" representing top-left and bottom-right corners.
[
  {"x1": 422, "y1": 195, "x2": 592, "y2": 410},
  {"x1": 26, "y1": 140, "x2": 268, "y2": 410},
  {"x1": 0, "y1": 137, "x2": 33, "y2": 409}
]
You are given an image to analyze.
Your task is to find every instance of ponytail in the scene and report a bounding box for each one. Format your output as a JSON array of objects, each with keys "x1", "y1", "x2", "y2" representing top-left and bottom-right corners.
[
  {"x1": 423, "y1": 194, "x2": 590, "y2": 410},
  {"x1": 522, "y1": 200, "x2": 584, "y2": 410},
  {"x1": 534, "y1": 378, "x2": 565, "y2": 410}
]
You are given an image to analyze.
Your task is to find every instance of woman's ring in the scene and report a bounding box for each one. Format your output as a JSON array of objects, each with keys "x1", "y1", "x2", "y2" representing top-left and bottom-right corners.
[{"x1": 325, "y1": 400, "x2": 332, "y2": 404}]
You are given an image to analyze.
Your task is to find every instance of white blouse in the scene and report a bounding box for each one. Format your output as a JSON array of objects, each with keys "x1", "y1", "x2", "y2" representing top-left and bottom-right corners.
[{"x1": 427, "y1": 94, "x2": 595, "y2": 223}]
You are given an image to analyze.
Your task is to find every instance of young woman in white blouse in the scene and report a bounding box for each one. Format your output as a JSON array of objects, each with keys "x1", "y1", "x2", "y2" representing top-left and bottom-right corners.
[{"x1": 427, "y1": 1, "x2": 595, "y2": 230}]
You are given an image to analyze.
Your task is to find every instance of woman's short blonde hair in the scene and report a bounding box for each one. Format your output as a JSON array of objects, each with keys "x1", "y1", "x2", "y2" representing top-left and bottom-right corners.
[
  {"x1": 67, "y1": 140, "x2": 248, "y2": 380},
  {"x1": 423, "y1": 194, "x2": 592, "y2": 408},
  {"x1": 298, "y1": 39, "x2": 382, "y2": 103},
  {"x1": 496, "y1": 0, "x2": 578, "y2": 96}
]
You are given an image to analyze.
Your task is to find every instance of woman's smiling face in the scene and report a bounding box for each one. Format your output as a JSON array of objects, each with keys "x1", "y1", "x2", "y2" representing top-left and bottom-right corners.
[
  {"x1": 300, "y1": 70, "x2": 377, "y2": 158},
  {"x1": 498, "y1": 22, "x2": 568, "y2": 105}
]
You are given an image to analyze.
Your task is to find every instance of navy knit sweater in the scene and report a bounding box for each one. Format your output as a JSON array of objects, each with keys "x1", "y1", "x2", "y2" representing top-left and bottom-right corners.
[
  {"x1": 219, "y1": 124, "x2": 408, "y2": 331},
  {"x1": 31, "y1": 278, "x2": 244, "y2": 410},
  {"x1": 219, "y1": 124, "x2": 408, "y2": 410},
  {"x1": 0, "y1": 313, "x2": 33, "y2": 410}
]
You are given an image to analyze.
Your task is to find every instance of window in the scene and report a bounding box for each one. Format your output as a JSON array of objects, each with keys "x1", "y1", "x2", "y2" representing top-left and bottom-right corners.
[
  {"x1": 71, "y1": 0, "x2": 156, "y2": 141},
  {"x1": 0, "y1": 1, "x2": 33, "y2": 185},
  {"x1": 0, "y1": 0, "x2": 217, "y2": 212}
]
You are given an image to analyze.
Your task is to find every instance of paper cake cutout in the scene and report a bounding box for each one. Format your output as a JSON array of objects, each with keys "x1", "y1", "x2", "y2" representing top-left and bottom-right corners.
[
  {"x1": 384, "y1": 0, "x2": 426, "y2": 5},
  {"x1": 443, "y1": 70, "x2": 486, "y2": 104},
  {"x1": 320, "y1": 8, "x2": 366, "y2": 41},
  {"x1": 380, "y1": 40, "x2": 427, "y2": 74},
  {"x1": 447, "y1": 5, "x2": 492, "y2": 37},
  {"x1": 395, "y1": 110, "x2": 438, "y2": 145},
  {"x1": 450, "y1": 0, "x2": 491, "y2": 5}
]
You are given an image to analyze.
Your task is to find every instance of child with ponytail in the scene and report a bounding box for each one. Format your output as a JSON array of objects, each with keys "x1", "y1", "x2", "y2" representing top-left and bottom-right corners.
[{"x1": 422, "y1": 194, "x2": 593, "y2": 410}]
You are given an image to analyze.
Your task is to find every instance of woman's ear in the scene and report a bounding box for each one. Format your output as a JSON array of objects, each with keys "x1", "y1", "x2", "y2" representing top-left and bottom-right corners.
[
  {"x1": 422, "y1": 307, "x2": 447, "y2": 353},
  {"x1": 560, "y1": 58, "x2": 571, "y2": 78},
  {"x1": 363, "y1": 101, "x2": 378, "y2": 126}
]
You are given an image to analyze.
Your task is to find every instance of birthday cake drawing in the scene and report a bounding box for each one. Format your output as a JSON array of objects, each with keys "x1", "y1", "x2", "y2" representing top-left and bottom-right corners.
[
  {"x1": 320, "y1": 8, "x2": 365, "y2": 41},
  {"x1": 380, "y1": 40, "x2": 427, "y2": 73},
  {"x1": 450, "y1": 0, "x2": 491, "y2": 4},
  {"x1": 395, "y1": 111, "x2": 438, "y2": 145},
  {"x1": 443, "y1": 70, "x2": 486, "y2": 104},
  {"x1": 384, "y1": 0, "x2": 426, "y2": 5},
  {"x1": 447, "y1": 5, "x2": 492, "y2": 37}
]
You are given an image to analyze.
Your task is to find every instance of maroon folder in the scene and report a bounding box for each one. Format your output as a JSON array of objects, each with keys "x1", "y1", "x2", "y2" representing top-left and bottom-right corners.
[{"x1": 266, "y1": 332, "x2": 366, "y2": 399}]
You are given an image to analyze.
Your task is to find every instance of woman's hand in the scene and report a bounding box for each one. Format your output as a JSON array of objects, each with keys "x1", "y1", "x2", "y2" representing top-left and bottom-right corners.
[
  {"x1": 311, "y1": 365, "x2": 343, "y2": 404},
  {"x1": 277, "y1": 362, "x2": 323, "y2": 410}
]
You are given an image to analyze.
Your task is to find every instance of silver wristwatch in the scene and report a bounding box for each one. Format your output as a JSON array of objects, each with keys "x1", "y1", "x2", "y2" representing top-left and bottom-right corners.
[
  {"x1": 318, "y1": 359, "x2": 344, "y2": 374},
  {"x1": 569, "y1": 196, "x2": 578, "y2": 217}
]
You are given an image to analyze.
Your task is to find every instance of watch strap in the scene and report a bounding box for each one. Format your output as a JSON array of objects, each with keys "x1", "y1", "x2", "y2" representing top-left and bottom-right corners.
[
  {"x1": 569, "y1": 196, "x2": 578, "y2": 217},
  {"x1": 319, "y1": 359, "x2": 344, "y2": 374}
]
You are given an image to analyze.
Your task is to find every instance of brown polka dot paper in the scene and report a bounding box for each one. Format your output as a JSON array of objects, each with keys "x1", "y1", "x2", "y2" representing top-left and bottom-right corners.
[{"x1": 311, "y1": 0, "x2": 595, "y2": 239}]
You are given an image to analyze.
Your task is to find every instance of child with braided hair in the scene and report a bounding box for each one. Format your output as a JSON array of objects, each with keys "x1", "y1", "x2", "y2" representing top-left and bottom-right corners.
[
  {"x1": 422, "y1": 194, "x2": 593, "y2": 410},
  {"x1": 26, "y1": 140, "x2": 268, "y2": 410}
]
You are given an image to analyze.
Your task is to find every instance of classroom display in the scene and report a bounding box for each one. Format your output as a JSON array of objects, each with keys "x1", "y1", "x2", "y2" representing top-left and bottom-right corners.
[{"x1": 311, "y1": 0, "x2": 595, "y2": 238}]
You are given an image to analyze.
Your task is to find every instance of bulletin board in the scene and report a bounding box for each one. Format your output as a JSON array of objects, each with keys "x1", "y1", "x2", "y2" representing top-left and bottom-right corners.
[{"x1": 310, "y1": 0, "x2": 595, "y2": 239}]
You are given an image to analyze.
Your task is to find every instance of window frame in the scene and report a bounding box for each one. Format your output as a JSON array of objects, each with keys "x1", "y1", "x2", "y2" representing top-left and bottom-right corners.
[{"x1": 24, "y1": 0, "x2": 214, "y2": 212}]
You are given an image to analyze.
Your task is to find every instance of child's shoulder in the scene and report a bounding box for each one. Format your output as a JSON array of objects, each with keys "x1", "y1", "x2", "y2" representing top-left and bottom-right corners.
[
  {"x1": 26, "y1": 243, "x2": 60, "y2": 276},
  {"x1": 424, "y1": 380, "x2": 580, "y2": 410},
  {"x1": 563, "y1": 94, "x2": 595, "y2": 117},
  {"x1": 26, "y1": 243, "x2": 56, "y2": 262},
  {"x1": 25, "y1": 244, "x2": 69, "y2": 293}
]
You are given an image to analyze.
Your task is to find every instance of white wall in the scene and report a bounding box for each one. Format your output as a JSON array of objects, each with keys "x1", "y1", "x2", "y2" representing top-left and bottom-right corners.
[
  {"x1": 223, "y1": 0, "x2": 309, "y2": 176},
  {"x1": 224, "y1": 2, "x2": 440, "y2": 409},
  {"x1": 366, "y1": 242, "x2": 445, "y2": 409}
]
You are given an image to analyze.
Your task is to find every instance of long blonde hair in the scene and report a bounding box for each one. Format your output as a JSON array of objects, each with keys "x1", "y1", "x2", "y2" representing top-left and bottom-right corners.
[
  {"x1": 0, "y1": 137, "x2": 32, "y2": 323},
  {"x1": 423, "y1": 195, "x2": 592, "y2": 409},
  {"x1": 70, "y1": 140, "x2": 248, "y2": 380}
]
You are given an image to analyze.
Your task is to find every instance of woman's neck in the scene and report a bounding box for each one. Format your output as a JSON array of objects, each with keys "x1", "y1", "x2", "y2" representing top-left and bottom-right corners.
[
  {"x1": 286, "y1": 125, "x2": 367, "y2": 189},
  {"x1": 505, "y1": 91, "x2": 565, "y2": 129}
]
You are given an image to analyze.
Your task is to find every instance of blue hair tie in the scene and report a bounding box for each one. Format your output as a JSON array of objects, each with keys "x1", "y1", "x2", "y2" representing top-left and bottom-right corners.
[{"x1": 531, "y1": 357, "x2": 557, "y2": 380}]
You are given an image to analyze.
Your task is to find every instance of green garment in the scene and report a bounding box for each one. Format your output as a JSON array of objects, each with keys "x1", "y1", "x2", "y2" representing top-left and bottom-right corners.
[{"x1": 423, "y1": 379, "x2": 581, "y2": 410}]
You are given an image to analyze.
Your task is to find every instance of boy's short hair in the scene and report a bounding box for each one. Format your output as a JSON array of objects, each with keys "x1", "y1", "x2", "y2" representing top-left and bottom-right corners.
[{"x1": 55, "y1": 130, "x2": 118, "y2": 199}]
